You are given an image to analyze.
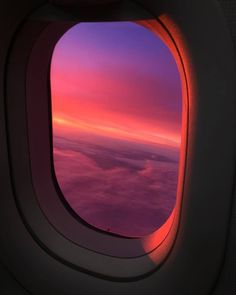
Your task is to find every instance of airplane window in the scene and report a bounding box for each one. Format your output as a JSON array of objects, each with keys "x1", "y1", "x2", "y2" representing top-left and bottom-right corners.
[{"x1": 50, "y1": 21, "x2": 182, "y2": 238}]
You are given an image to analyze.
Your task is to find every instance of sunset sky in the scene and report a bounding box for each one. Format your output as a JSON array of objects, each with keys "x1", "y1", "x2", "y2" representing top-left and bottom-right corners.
[{"x1": 51, "y1": 21, "x2": 182, "y2": 237}]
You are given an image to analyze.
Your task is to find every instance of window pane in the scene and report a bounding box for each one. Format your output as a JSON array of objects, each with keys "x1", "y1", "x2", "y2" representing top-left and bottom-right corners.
[{"x1": 51, "y1": 21, "x2": 182, "y2": 237}]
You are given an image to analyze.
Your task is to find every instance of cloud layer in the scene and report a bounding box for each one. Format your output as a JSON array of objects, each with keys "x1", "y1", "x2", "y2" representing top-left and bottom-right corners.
[{"x1": 54, "y1": 135, "x2": 179, "y2": 237}]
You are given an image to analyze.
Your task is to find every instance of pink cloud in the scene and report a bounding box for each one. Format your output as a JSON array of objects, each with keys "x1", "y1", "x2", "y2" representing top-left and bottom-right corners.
[{"x1": 53, "y1": 136, "x2": 178, "y2": 237}]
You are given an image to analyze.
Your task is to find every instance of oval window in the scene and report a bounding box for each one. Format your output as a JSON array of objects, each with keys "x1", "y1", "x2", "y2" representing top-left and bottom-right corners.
[{"x1": 50, "y1": 21, "x2": 182, "y2": 238}]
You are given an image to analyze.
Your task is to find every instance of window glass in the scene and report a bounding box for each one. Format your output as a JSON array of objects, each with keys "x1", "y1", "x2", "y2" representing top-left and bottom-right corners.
[{"x1": 51, "y1": 21, "x2": 182, "y2": 237}]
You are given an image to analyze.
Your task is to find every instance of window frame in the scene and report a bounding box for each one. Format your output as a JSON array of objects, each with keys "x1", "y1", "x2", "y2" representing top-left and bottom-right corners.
[
  {"x1": 5, "y1": 13, "x2": 187, "y2": 279},
  {"x1": 3, "y1": 0, "x2": 236, "y2": 289}
]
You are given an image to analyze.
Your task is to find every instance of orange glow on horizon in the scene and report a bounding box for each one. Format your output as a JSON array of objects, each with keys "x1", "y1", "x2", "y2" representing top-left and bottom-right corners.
[{"x1": 53, "y1": 114, "x2": 181, "y2": 148}]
